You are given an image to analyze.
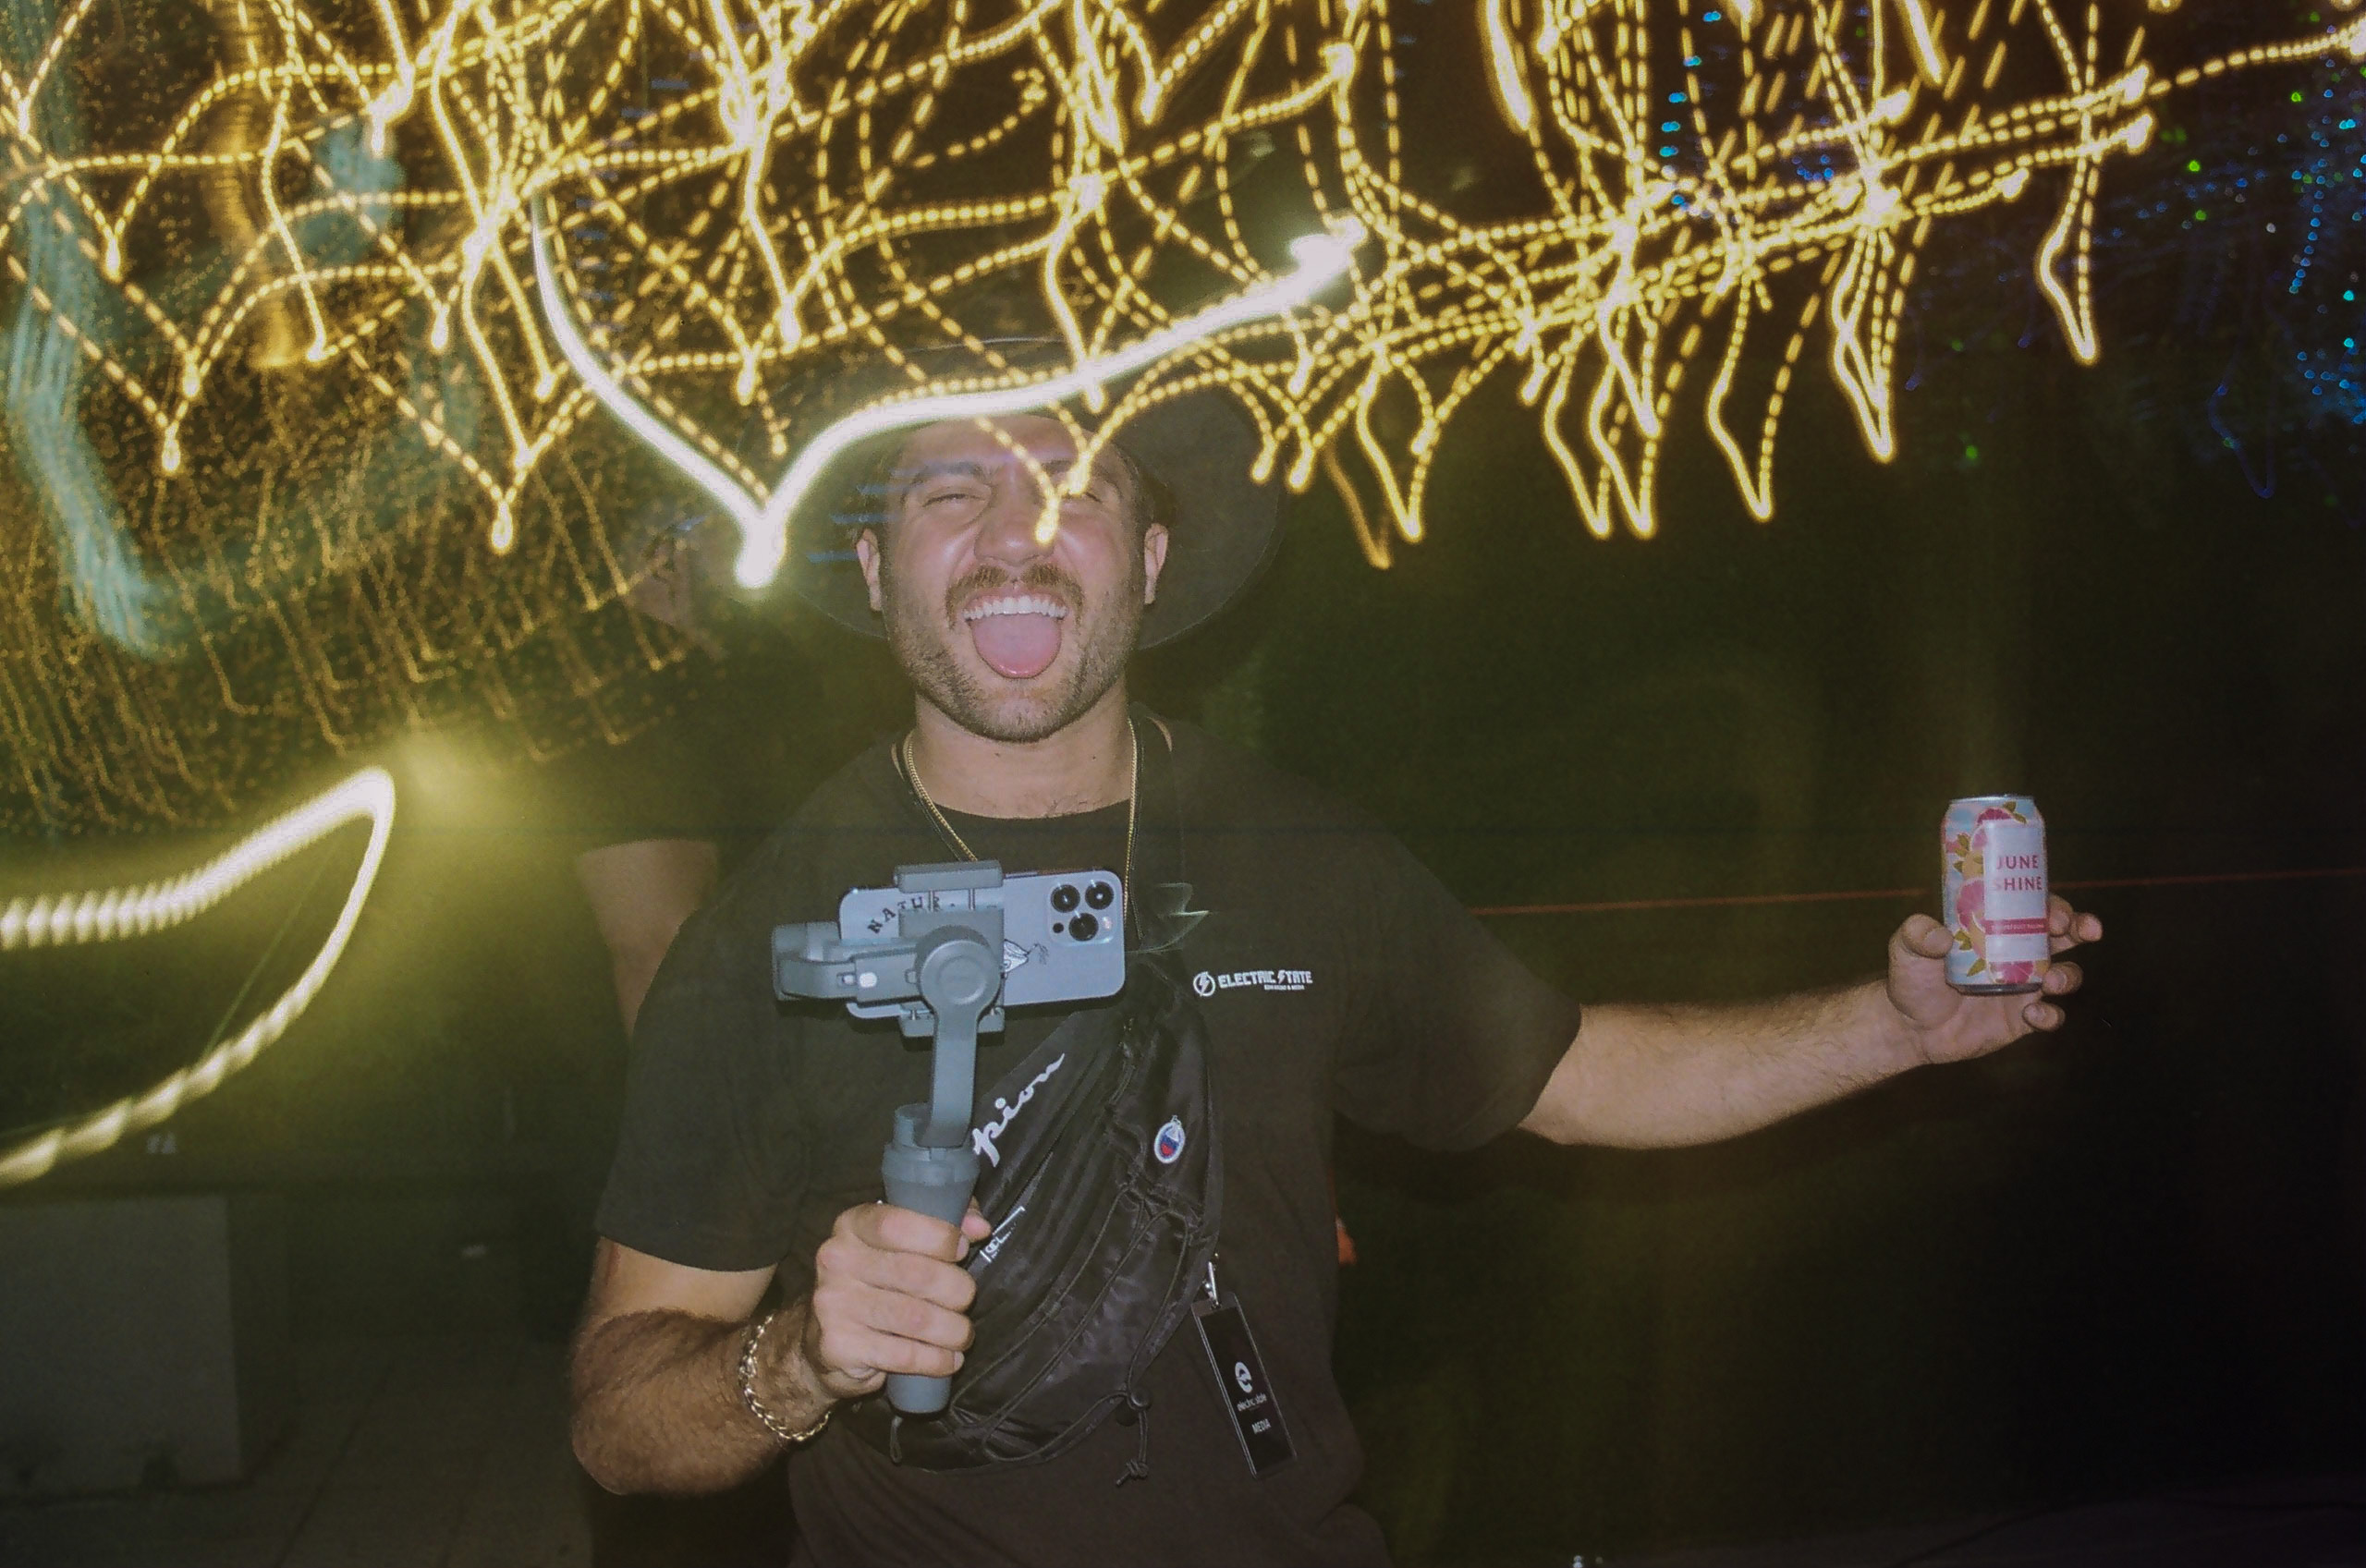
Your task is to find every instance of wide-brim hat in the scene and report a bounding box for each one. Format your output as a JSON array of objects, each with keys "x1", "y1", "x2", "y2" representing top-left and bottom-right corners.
[{"x1": 780, "y1": 349, "x2": 1280, "y2": 650}]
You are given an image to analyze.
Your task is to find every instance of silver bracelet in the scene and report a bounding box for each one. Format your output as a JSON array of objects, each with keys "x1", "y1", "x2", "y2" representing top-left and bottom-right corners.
[{"x1": 736, "y1": 1309, "x2": 831, "y2": 1445}]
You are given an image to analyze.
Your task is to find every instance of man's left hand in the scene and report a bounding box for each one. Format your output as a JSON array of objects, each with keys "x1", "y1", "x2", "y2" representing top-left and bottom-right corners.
[{"x1": 1886, "y1": 895, "x2": 2103, "y2": 1066}]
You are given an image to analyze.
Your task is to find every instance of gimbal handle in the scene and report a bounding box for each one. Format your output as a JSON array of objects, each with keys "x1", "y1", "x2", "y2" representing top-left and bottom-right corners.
[
  {"x1": 910, "y1": 926, "x2": 997, "y2": 1147},
  {"x1": 770, "y1": 863, "x2": 1011, "y2": 1416}
]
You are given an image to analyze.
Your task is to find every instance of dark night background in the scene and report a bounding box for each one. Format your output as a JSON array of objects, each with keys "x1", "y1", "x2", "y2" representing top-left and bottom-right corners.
[{"x1": 4, "y1": 3, "x2": 2362, "y2": 1563}]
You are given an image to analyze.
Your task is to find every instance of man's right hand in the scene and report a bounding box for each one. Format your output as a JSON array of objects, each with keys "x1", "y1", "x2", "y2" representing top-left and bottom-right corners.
[{"x1": 795, "y1": 1201, "x2": 994, "y2": 1401}]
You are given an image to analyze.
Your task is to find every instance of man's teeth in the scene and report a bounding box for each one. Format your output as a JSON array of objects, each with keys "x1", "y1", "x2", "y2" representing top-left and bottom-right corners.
[{"x1": 962, "y1": 595, "x2": 1069, "y2": 622}]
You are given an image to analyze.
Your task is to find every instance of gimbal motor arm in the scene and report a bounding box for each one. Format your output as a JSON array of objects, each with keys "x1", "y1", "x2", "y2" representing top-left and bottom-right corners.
[{"x1": 773, "y1": 862, "x2": 1008, "y2": 1147}]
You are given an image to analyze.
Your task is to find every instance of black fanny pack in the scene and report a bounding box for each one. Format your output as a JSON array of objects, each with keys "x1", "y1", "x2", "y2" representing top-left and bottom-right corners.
[{"x1": 847, "y1": 710, "x2": 1218, "y2": 1477}]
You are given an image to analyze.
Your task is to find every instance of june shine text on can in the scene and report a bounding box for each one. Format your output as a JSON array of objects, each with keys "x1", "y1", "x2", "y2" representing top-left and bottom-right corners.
[{"x1": 1942, "y1": 796, "x2": 2049, "y2": 995}]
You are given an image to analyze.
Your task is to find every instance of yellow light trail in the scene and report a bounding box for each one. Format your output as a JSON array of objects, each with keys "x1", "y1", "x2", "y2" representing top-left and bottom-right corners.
[
  {"x1": 0, "y1": 767, "x2": 396, "y2": 1187},
  {"x1": 534, "y1": 202, "x2": 1365, "y2": 584},
  {"x1": 0, "y1": 0, "x2": 2357, "y2": 831}
]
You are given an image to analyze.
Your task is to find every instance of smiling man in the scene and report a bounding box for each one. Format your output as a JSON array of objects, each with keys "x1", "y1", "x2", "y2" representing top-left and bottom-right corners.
[
  {"x1": 864, "y1": 416, "x2": 1164, "y2": 766},
  {"x1": 567, "y1": 380, "x2": 2102, "y2": 1568}
]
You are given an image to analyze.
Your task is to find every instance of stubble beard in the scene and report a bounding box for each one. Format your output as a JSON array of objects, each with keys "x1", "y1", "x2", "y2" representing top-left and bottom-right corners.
[{"x1": 882, "y1": 554, "x2": 1146, "y2": 746}]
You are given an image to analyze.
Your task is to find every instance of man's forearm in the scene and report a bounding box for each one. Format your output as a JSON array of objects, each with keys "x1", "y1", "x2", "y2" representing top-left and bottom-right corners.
[
  {"x1": 1522, "y1": 978, "x2": 1919, "y2": 1149},
  {"x1": 570, "y1": 1299, "x2": 828, "y2": 1494}
]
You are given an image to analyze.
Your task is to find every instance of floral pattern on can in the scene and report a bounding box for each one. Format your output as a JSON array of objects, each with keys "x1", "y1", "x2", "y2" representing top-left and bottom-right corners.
[{"x1": 1943, "y1": 795, "x2": 2050, "y2": 994}]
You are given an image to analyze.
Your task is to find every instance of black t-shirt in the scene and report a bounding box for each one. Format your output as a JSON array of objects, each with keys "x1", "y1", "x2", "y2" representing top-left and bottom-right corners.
[{"x1": 597, "y1": 720, "x2": 1583, "y2": 1567}]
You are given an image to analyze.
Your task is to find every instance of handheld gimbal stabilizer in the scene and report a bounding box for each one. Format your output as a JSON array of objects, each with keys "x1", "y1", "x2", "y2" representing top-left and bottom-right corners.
[{"x1": 772, "y1": 860, "x2": 1125, "y2": 1414}]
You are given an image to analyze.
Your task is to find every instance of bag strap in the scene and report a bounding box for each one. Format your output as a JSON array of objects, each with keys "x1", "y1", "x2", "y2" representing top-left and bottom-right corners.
[{"x1": 1122, "y1": 706, "x2": 1192, "y2": 954}]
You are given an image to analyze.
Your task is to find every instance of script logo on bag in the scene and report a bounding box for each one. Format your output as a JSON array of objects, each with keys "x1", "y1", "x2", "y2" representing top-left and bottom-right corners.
[
  {"x1": 972, "y1": 1053, "x2": 1067, "y2": 1167},
  {"x1": 1153, "y1": 1116, "x2": 1188, "y2": 1164}
]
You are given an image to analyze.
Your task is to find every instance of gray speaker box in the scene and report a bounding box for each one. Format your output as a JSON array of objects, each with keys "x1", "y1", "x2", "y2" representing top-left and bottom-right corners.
[{"x1": 0, "y1": 1193, "x2": 289, "y2": 1497}]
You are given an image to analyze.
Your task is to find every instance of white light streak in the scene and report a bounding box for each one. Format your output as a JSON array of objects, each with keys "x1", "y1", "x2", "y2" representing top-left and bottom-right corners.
[
  {"x1": 1482, "y1": 0, "x2": 1536, "y2": 133},
  {"x1": 0, "y1": 768, "x2": 397, "y2": 1188},
  {"x1": 534, "y1": 208, "x2": 1363, "y2": 589}
]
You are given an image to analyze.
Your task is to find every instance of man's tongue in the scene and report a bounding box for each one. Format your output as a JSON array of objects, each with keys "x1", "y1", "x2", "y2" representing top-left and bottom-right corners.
[{"x1": 970, "y1": 613, "x2": 1063, "y2": 680}]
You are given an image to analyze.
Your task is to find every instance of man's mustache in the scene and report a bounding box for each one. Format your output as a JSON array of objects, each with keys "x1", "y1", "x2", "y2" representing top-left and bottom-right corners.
[{"x1": 944, "y1": 563, "x2": 1079, "y2": 623}]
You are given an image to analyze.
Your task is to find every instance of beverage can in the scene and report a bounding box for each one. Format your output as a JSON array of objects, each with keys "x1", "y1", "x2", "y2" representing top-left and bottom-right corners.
[{"x1": 1942, "y1": 795, "x2": 2050, "y2": 994}]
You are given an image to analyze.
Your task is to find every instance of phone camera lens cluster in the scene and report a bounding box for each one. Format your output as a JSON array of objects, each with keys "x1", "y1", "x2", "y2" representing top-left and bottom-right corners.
[{"x1": 1050, "y1": 881, "x2": 1113, "y2": 941}]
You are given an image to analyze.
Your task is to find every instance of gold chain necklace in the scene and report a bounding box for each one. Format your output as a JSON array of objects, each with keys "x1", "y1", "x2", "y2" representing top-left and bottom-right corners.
[{"x1": 899, "y1": 723, "x2": 1140, "y2": 901}]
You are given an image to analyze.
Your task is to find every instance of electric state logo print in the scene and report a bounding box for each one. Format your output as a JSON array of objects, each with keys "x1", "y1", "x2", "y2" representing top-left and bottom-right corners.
[{"x1": 1193, "y1": 968, "x2": 1316, "y2": 999}]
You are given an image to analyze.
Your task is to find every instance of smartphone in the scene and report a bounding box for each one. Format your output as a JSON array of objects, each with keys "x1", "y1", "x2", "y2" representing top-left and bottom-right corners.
[{"x1": 835, "y1": 867, "x2": 1125, "y2": 1014}]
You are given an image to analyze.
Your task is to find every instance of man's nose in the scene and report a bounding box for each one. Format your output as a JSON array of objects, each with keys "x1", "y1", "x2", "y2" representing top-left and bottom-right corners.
[{"x1": 972, "y1": 472, "x2": 1058, "y2": 567}]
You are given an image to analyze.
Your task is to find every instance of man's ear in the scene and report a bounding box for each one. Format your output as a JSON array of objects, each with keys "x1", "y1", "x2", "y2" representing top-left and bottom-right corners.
[
  {"x1": 854, "y1": 529, "x2": 885, "y2": 613},
  {"x1": 1140, "y1": 523, "x2": 1171, "y2": 605}
]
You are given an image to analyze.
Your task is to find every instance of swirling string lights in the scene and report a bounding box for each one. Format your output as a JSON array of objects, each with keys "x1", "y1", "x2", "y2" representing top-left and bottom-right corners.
[
  {"x1": 0, "y1": 1, "x2": 2359, "y2": 832},
  {"x1": 0, "y1": 765, "x2": 395, "y2": 1187}
]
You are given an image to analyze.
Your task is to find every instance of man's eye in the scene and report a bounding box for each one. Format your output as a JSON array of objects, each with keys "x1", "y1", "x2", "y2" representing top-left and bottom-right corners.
[{"x1": 921, "y1": 486, "x2": 983, "y2": 507}]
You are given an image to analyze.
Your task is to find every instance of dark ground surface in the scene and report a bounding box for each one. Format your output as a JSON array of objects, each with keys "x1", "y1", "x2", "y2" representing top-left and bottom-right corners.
[
  {"x1": 0, "y1": 1333, "x2": 587, "y2": 1568},
  {"x1": 0, "y1": 1206, "x2": 2353, "y2": 1567},
  {"x1": 0, "y1": 1323, "x2": 2354, "y2": 1567}
]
